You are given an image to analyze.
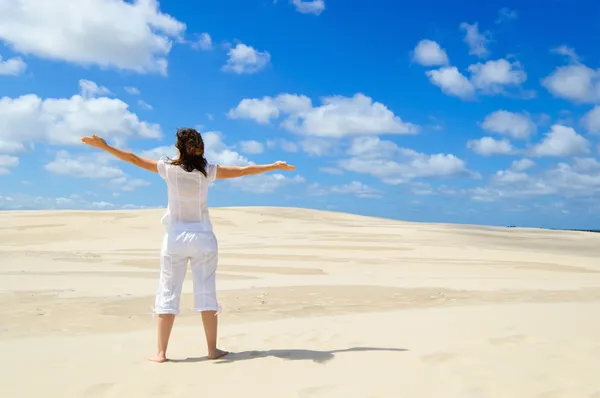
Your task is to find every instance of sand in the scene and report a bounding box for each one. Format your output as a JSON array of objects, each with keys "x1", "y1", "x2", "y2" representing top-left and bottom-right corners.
[{"x1": 1, "y1": 206, "x2": 599, "y2": 397}]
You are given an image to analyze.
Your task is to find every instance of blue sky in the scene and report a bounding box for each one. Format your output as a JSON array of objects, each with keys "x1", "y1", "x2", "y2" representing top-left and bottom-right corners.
[{"x1": 1, "y1": 0, "x2": 600, "y2": 229}]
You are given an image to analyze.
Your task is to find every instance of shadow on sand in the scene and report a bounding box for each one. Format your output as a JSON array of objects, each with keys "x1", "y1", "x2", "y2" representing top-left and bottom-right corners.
[{"x1": 169, "y1": 347, "x2": 408, "y2": 364}]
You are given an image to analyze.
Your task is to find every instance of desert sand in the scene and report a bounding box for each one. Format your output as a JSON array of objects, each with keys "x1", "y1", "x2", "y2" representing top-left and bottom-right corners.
[{"x1": 1, "y1": 206, "x2": 600, "y2": 397}]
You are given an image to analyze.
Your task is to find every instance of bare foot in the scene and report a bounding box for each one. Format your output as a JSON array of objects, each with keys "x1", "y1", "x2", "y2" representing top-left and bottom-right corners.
[
  {"x1": 147, "y1": 354, "x2": 167, "y2": 363},
  {"x1": 208, "y1": 349, "x2": 229, "y2": 360}
]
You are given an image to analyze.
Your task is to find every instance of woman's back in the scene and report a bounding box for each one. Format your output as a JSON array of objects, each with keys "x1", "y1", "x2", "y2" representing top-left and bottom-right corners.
[{"x1": 157, "y1": 157, "x2": 217, "y2": 231}]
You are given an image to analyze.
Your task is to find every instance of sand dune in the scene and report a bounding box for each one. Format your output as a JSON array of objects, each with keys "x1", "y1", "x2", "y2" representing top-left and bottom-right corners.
[{"x1": 1, "y1": 207, "x2": 599, "y2": 397}]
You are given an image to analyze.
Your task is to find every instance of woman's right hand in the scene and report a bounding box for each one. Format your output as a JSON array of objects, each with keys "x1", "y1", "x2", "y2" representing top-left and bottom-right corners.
[{"x1": 274, "y1": 161, "x2": 296, "y2": 171}]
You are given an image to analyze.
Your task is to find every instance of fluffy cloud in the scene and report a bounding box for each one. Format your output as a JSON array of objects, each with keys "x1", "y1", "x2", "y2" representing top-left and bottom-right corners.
[
  {"x1": 299, "y1": 138, "x2": 336, "y2": 156},
  {"x1": 468, "y1": 59, "x2": 527, "y2": 94},
  {"x1": 0, "y1": 80, "x2": 161, "y2": 160},
  {"x1": 0, "y1": 193, "x2": 144, "y2": 211},
  {"x1": 193, "y1": 33, "x2": 213, "y2": 51},
  {"x1": 481, "y1": 110, "x2": 536, "y2": 140},
  {"x1": 0, "y1": 54, "x2": 26, "y2": 75},
  {"x1": 459, "y1": 22, "x2": 490, "y2": 58},
  {"x1": 228, "y1": 93, "x2": 419, "y2": 138},
  {"x1": 0, "y1": 0, "x2": 185, "y2": 75},
  {"x1": 339, "y1": 136, "x2": 470, "y2": 185},
  {"x1": 229, "y1": 174, "x2": 305, "y2": 194},
  {"x1": 412, "y1": 40, "x2": 449, "y2": 66},
  {"x1": 510, "y1": 158, "x2": 535, "y2": 172},
  {"x1": 222, "y1": 44, "x2": 271, "y2": 74},
  {"x1": 137, "y1": 100, "x2": 153, "y2": 110},
  {"x1": 467, "y1": 137, "x2": 514, "y2": 156},
  {"x1": 427, "y1": 59, "x2": 527, "y2": 100},
  {"x1": 44, "y1": 150, "x2": 150, "y2": 191},
  {"x1": 125, "y1": 87, "x2": 141, "y2": 95},
  {"x1": 530, "y1": 125, "x2": 590, "y2": 157},
  {"x1": 238, "y1": 140, "x2": 264, "y2": 154},
  {"x1": 292, "y1": 0, "x2": 325, "y2": 15},
  {"x1": 0, "y1": 155, "x2": 19, "y2": 174},
  {"x1": 581, "y1": 106, "x2": 600, "y2": 134},
  {"x1": 426, "y1": 66, "x2": 475, "y2": 100},
  {"x1": 319, "y1": 167, "x2": 343, "y2": 175},
  {"x1": 266, "y1": 139, "x2": 299, "y2": 153},
  {"x1": 542, "y1": 62, "x2": 600, "y2": 104},
  {"x1": 308, "y1": 181, "x2": 382, "y2": 198},
  {"x1": 79, "y1": 79, "x2": 111, "y2": 98},
  {"x1": 493, "y1": 169, "x2": 529, "y2": 184},
  {"x1": 496, "y1": 8, "x2": 518, "y2": 24},
  {"x1": 475, "y1": 157, "x2": 600, "y2": 202},
  {"x1": 551, "y1": 45, "x2": 580, "y2": 63}
]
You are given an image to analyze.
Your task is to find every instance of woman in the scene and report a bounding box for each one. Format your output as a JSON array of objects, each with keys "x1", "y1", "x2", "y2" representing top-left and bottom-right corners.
[{"x1": 81, "y1": 128, "x2": 295, "y2": 363}]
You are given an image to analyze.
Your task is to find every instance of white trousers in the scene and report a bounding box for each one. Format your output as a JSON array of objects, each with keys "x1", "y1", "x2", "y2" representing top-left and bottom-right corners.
[{"x1": 154, "y1": 230, "x2": 220, "y2": 315}]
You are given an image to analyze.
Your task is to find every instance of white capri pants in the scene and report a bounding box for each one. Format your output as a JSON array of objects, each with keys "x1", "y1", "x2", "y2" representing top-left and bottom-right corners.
[{"x1": 154, "y1": 230, "x2": 220, "y2": 315}]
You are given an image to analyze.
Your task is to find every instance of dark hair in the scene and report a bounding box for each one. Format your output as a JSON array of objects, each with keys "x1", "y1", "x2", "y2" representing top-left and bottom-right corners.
[{"x1": 167, "y1": 128, "x2": 208, "y2": 177}]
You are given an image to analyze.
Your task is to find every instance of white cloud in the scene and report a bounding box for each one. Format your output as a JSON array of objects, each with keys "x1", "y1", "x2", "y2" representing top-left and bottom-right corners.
[
  {"x1": 530, "y1": 125, "x2": 590, "y2": 157},
  {"x1": 467, "y1": 137, "x2": 514, "y2": 156},
  {"x1": 125, "y1": 86, "x2": 140, "y2": 95},
  {"x1": 468, "y1": 59, "x2": 527, "y2": 94},
  {"x1": 292, "y1": 0, "x2": 325, "y2": 15},
  {"x1": 228, "y1": 93, "x2": 419, "y2": 138},
  {"x1": 542, "y1": 63, "x2": 600, "y2": 104},
  {"x1": 319, "y1": 167, "x2": 343, "y2": 175},
  {"x1": 300, "y1": 138, "x2": 335, "y2": 156},
  {"x1": 581, "y1": 106, "x2": 600, "y2": 134},
  {"x1": 308, "y1": 181, "x2": 381, "y2": 198},
  {"x1": 222, "y1": 43, "x2": 271, "y2": 74},
  {"x1": 228, "y1": 97, "x2": 281, "y2": 123},
  {"x1": 229, "y1": 173, "x2": 305, "y2": 194},
  {"x1": 426, "y1": 66, "x2": 475, "y2": 100},
  {"x1": 0, "y1": 193, "x2": 145, "y2": 211},
  {"x1": 551, "y1": 45, "x2": 580, "y2": 63},
  {"x1": 0, "y1": 154, "x2": 19, "y2": 174},
  {"x1": 0, "y1": 0, "x2": 186, "y2": 75},
  {"x1": 493, "y1": 169, "x2": 529, "y2": 184},
  {"x1": 238, "y1": 140, "x2": 264, "y2": 154},
  {"x1": 137, "y1": 100, "x2": 153, "y2": 110},
  {"x1": 412, "y1": 39, "x2": 449, "y2": 66},
  {"x1": 340, "y1": 136, "x2": 470, "y2": 184},
  {"x1": 0, "y1": 80, "x2": 161, "y2": 161},
  {"x1": 478, "y1": 157, "x2": 600, "y2": 201},
  {"x1": 496, "y1": 8, "x2": 518, "y2": 24},
  {"x1": 203, "y1": 132, "x2": 252, "y2": 166},
  {"x1": 510, "y1": 158, "x2": 535, "y2": 171},
  {"x1": 193, "y1": 32, "x2": 213, "y2": 50},
  {"x1": 139, "y1": 145, "x2": 177, "y2": 160},
  {"x1": 330, "y1": 181, "x2": 381, "y2": 198},
  {"x1": 481, "y1": 110, "x2": 536, "y2": 140},
  {"x1": 79, "y1": 79, "x2": 111, "y2": 98},
  {"x1": 44, "y1": 150, "x2": 150, "y2": 191},
  {"x1": 460, "y1": 22, "x2": 490, "y2": 58},
  {"x1": 0, "y1": 54, "x2": 26, "y2": 75},
  {"x1": 427, "y1": 59, "x2": 529, "y2": 100},
  {"x1": 266, "y1": 138, "x2": 299, "y2": 153}
]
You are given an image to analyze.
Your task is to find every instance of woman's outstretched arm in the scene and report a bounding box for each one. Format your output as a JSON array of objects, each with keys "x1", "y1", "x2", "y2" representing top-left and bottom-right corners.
[
  {"x1": 216, "y1": 162, "x2": 295, "y2": 179},
  {"x1": 81, "y1": 135, "x2": 158, "y2": 173}
]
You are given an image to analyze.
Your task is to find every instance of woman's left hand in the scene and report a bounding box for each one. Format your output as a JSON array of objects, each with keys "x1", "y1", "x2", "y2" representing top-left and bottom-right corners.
[{"x1": 81, "y1": 134, "x2": 108, "y2": 149}]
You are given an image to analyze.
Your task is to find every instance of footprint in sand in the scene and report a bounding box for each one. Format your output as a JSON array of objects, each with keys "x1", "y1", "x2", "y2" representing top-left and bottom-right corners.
[
  {"x1": 488, "y1": 334, "x2": 527, "y2": 346},
  {"x1": 536, "y1": 390, "x2": 584, "y2": 398},
  {"x1": 80, "y1": 383, "x2": 115, "y2": 397},
  {"x1": 420, "y1": 351, "x2": 459, "y2": 364}
]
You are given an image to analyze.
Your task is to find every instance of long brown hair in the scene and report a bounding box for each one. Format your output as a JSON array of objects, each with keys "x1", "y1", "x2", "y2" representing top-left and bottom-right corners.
[{"x1": 167, "y1": 128, "x2": 208, "y2": 176}]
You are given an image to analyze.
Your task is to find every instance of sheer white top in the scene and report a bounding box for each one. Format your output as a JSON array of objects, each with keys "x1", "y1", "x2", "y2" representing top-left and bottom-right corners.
[{"x1": 157, "y1": 157, "x2": 218, "y2": 232}]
